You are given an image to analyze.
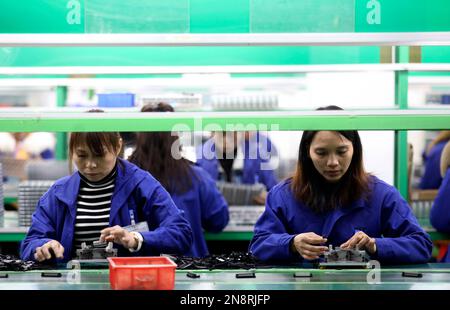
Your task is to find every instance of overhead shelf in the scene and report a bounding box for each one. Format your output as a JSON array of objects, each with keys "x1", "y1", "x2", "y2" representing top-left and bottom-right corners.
[
  {"x1": 0, "y1": 109, "x2": 449, "y2": 132},
  {"x1": 3, "y1": 64, "x2": 450, "y2": 76},
  {"x1": 2, "y1": 32, "x2": 450, "y2": 47}
]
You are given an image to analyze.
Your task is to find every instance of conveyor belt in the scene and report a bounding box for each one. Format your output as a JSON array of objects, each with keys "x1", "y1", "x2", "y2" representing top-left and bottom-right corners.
[{"x1": 0, "y1": 264, "x2": 449, "y2": 290}]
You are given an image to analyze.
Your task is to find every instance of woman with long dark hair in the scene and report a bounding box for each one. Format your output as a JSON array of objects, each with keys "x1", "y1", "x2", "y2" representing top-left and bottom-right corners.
[
  {"x1": 249, "y1": 106, "x2": 432, "y2": 264},
  {"x1": 129, "y1": 103, "x2": 229, "y2": 257}
]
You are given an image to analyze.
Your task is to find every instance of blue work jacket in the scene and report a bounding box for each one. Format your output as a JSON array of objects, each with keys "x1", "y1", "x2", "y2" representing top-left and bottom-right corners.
[
  {"x1": 249, "y1": 176, "x2": 432, "y2": 264},
  {"x1": 430, "y1": 168, "x2": 450, "y2": 262},
  {"x1": 170, "y1": 165, "x2": 229, "y2": 257},
  {"x1": 20, "y1": 159, "x2": 193, "y2": 262},
  {"x1": 196, "y1": 134, "x2": 278, "y2": 191},
  {"x1": 420, "y1": 140, "x2": 448, "y2": 189}
]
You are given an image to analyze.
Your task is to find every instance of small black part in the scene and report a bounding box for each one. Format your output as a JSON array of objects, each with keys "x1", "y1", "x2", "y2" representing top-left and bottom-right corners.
[
  {"x1": 402, "y1": 272, "x2": 423, "y2": 278},
  {"x1": 41, "y1": 272, "x2": 62, "y2": 278},
  {"x1": 0, "y1": 274, "x2": 8, "y2": 278},
  {"x1": 293, "y1": 272, "x2": 312, "y2": 278},
  {"x1": 186, "y1": 272, "x2": 200, "y2": 279},
  {"x1": 235, "y1": 272, "x2": 256, "y2": 279}
]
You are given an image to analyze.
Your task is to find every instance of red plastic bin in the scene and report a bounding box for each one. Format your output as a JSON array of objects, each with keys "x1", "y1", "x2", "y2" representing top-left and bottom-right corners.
[{"x1": 107, "y1": 257, "x2": 177, "y2": 290}]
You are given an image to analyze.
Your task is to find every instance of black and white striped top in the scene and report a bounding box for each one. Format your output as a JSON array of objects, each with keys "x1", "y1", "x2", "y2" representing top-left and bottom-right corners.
[{"x1": 73, "y1": 166, "x2": 117, "y2": 250}]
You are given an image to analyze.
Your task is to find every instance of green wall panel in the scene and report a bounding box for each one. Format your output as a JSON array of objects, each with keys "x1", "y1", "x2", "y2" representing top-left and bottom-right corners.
[
  {"x1": 0, "y1": 46, "x2": 379, "y2": 67},
  {"x1": 0, "y1": 0, "x2": 85, "y2": 33},
  {"x1": 190, "y1": 0, "x2": 249, "y2": 33},
  {"x1": 85, "y1": 0, "x2": 189, "y2": 33},
  {"x1": 355, "y1": 0, "x2": 450, "y2": 32},
  {"x1": 1, "y1": 0, "x2": 450, "y2": 33},
  {"x1": 251, "y1": 0, "x2": 355, "y2": 33}
]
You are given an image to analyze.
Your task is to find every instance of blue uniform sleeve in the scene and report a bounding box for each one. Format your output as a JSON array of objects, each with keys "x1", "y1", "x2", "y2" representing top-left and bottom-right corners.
[
  {"x1": 20, "y1": 192, "x2": 57, "y2": 261},
  {"x1": 258, "y1": 167, "x2": 278, "y2": 191},
  {"x1": 198, "y1": 169, "x2": 229, "y2": 232},
  {"x1": 249, "y1": 189, "x2": 300, "y2": 262},
  {"x1": 137, "y1": 184, "x2": 193, "y2": 255},
  {"x1": 375, "y1": 187, "x2": 432, "y2": 264},
  {"x1": 419, "y1": 144, "x2": 445, "y2": 189},
  {"x1": 430, "y1": 168, "x2": 450, "y2": 233}
]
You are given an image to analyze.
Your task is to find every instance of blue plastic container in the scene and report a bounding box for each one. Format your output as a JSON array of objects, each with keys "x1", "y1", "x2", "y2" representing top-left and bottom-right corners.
[{"x1": 98, "y1": 93, "x2": 135, "y2": 107}]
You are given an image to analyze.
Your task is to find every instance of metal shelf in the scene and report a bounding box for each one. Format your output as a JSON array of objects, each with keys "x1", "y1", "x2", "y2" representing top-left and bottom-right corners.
[
  {"x1": 2, "y1": 32, "x2": 450, "y2": 47},
  {"x1": 0, "y1": 109, "x2": 449, "y2": 132}
]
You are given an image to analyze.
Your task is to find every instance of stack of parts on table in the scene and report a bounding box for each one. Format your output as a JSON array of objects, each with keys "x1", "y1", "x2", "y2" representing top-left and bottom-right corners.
[
  {"x1": 18, "y1": 180, "x2": 54, "y2": 227},
  {"x1": 216, "y1": 182, "x2": 266, "y2": 230}
]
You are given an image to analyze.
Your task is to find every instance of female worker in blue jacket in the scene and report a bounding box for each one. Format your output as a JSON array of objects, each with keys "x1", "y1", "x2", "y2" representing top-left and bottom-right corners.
[
  {"x1": 419, "y1": 131, "x2": 450, "y2": 189},
  {"x1": 196, "y1": 131, "x2": 278, "y2": 192},
  {"x1": 430, "y1": 140, "x2": 450, "y2": 262},
  {"x1": 21, "y1": 129, "x2": 192, "y2": 262},
  {"x1": 249, "y1": 106, "x2": 432, "y2": 265},
  {"x1": 129, "y1": 103, "x2": 229, "y2": 257}
]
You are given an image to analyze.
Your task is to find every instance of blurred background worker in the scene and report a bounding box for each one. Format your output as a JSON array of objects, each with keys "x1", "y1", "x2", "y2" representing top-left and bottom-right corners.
[
  {"x1": 196, "y1": 130, "x2": 278, "y2": 194},
  {"x1": 430, "y1": 140, "x2": 450, "y2": 262},
  {"x1": 129, "y1": 102, "x2": 229, "y2": 258},
  {"x1": 0, "y1": 132, "x2": 55, "y2": 160},
  {"x1": 419, "y1": 130, "x2": 450, "y2": 189}
]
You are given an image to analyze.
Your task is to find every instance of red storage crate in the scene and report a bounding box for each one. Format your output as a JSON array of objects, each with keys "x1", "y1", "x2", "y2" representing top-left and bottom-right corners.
[{"x1": 108, "y1": 257, "x2": 177, "y2": 290}]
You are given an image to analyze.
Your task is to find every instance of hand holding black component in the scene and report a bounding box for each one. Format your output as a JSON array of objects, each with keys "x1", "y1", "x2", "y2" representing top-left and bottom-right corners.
[
  {"x1": 34, "y1": 240, "x2": 64, "y2": 262},
  {"x1": 291, "y1": 232, "x2": 328, "y2": 260}
]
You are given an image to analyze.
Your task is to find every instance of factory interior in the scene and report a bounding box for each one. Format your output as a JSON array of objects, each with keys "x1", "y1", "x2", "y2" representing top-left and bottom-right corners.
[{"x1": 1, "y1": 0, "x2": 450, "y2": 305}]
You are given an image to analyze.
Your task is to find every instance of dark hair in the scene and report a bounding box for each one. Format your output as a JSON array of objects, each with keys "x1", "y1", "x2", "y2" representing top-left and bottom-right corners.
[
  {"x1": 128, "y1": 102, "x2": 194, "y2": 194},
  {"x1": 69, "y1": 109, "x2": 122, "y2": 164},
  {"x1": 291, "y1": 105, "x2": 370, "y2": 213}
]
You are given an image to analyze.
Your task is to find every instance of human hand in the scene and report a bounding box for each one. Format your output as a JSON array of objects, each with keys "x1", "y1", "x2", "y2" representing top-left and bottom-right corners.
[
  {"x1": 291, "y1": 232, "x2": 328, "y2": 260},
  {"x1": 34, "y1": 240, "x2": 64, "y2": 262},
  {"x1": 252, "y1": 191, "x2": 267, "y2": 205},
  {"x1": 100, "y1": 225, "x2": 138, "y2": 250},
  {"x1": 340, "y1": 231, "x2": 377, "y2": 254}
]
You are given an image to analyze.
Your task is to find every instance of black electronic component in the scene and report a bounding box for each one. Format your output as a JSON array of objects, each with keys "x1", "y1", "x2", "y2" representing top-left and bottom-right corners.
[
  {"x1": 293, "y1": 272, "x2": 312, "y2": 278},
  {"x1": 0, "y1": 254, "x2": 45, "y2": 271},
  {"x1": 0, "y1": 274, "x2": 8, "y2": 278},
  {"x1": 171, "y1": 252, "x2": 258, "y2": 270},
  {"x1": 186, "y1": 272, "x2": 200, "y2": 279},
  {"x1": 41, "y1": 272, "x2": 62, "y2": 278},
  {"x1": 402, "y1": 272, "x2": 423, "y2": 278},
  {"x1": 236, "y1": 272, "x2": 256, "y2": 279}
]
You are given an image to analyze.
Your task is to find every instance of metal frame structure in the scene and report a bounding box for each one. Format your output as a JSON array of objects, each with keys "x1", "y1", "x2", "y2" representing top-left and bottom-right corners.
[{"x1": 2, "y1": 32, "x2": 450, "y2": 47}]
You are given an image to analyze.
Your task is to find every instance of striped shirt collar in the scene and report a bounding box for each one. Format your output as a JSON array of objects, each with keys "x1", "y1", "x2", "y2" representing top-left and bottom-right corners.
[{"x1": 78, "y1": 162, "x2": 117, "y2": 187}]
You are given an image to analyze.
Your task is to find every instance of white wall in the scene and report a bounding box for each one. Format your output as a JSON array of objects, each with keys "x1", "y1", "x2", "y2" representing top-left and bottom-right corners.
[{"x1": 271, "y1": 71, "x2": 396, "y2": 185}]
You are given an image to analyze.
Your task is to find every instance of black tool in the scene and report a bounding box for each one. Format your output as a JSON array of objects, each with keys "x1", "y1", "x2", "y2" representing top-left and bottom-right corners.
[
  {"x1": 41, "y1": 272, "x2": 62, "y2": 278},
  {"x1": 186, "y1": 272, "x2": 200, "y2": 279},
  {"x1": 0, "y1": 274, "x2": 8, "y2": 278},
  {"x1": 236, "y1": 272, "x2": 256, "y2": 279},
  {"x1": 402, "y1": 272, "x2": 423, "y2": 278},
  {"x1": 293, "y1": 272, "x2": 312, "y2": 278}
]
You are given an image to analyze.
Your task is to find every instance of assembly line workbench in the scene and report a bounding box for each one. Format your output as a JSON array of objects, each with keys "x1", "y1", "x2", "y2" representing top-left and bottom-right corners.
[
  {"x1": 1, "y1": 211, "x2": 449, "y2": 243},
  {"x1": 0, "y1": 264, "x2": 450, "y2": 290}
]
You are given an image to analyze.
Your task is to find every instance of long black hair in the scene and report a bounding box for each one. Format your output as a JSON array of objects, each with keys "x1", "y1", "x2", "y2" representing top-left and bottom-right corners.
[
  {"x1": 291, "y1": 105, "x2": 370, "y2": 213},
  {"x1": 128, "y1": 103, "x2": 194, "y2": 194}
]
